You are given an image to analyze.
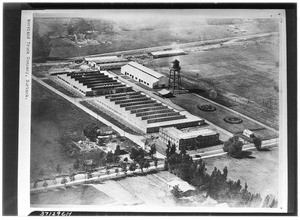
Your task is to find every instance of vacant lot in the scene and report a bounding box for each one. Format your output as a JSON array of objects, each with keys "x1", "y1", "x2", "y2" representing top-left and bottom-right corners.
[
  {"x1": 42, "y1": 78, "x2": 80, "y2": 98},
  {"x1": 146, "y1": 35, "x2": 279, "y2": 129},
  {"x1": 31, "y1": 81, "x2": 108, "y2": 181},
  {"x1": 34, "y1": 16, "x2": 278, "y2": 59},
  {"x1": 87, "y1": 171, "x2": 181, "y2": 206},
  {"x1": 204, "y1": 146, "x2": 279, "y2": 198},
  {"x1": 170, "y1": 93, "x2": 278, "y2": 140},
  {"x1": 31, "y1": 185, "x2": 115, "y2": 205}
]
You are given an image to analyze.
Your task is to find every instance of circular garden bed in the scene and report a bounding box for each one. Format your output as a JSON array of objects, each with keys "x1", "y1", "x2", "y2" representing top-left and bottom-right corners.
[
  {"x1": 198, "y1": 104, "x2": 217, "y2": 112},
  {"x1": 223, "y1": 116, "x2": 243, "y2": 124}
]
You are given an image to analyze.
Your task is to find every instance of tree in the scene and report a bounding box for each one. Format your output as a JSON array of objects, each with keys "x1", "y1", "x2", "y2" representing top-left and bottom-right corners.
[
  {"x1": 56, "y1": 164, "x2": 62, "y2": 174},
  {"x1": 138, "y1": 148, "x2": 145, "y2": 159},
  {"x1": 130, "y1": 148, "x2": 145, "y2": 162},
  {"x1": 120, "y1": 162, "x2": 127, "y2": 175},
  {"x1": 179, "y1": 145, "x2": 187, "y2": 155},
  {"x1": 223, "y1": 136, "x2": 243, "y2": 158},
  {"x1": 43, "y1": 181, "x2": 48, "y2": 188},
  {"x1": 228, "y1": 140, "x2": 243, "y2": 158},
  {"x1": 83, "y1": 123, "x2": 99, "y2": 141},
  {"x1": 69, "y1": 173, "x2": 76, "y2": 182},
  {"x1": 87, "y1": 172, "x2": 92, "y2": 179},
  {"x1": 209, "y1": 89, "x2": 217, "y2": 99},
  {"x1": 61, "y1": 177, "x2": 68, "y2": 185},
  {"x1": 170, "y1": 185, "x2": 182, "y2": 200},
  {"x1": 114, "y1": 145, "x2": 121, "y2": 157},
  {"x1": 67, "y1": 23, "x2": 75, "y2": 35},
  {"x1": 223, "y1": 166, "x2": 228, "y2": 180},
  {"x1": 253, "y1": 136, "x2": 262, "y2": 150},
  {"x1": 73, "y1": 159, "x2": 80, "y2": 170},
  {"x1": 130, "y1": 148, "x2": 138, "y2": 160},
  {"x1": 106, "y1": 169, "x2": 110, "y2": 176},
  {"x1": 106, "y1": 151, "x2": 114, "y2": 163},
  {"x1": 166, "y1": 141, "x2": 171, "y2": 158},
  {"x1": 154, "y1": 158, "x2": 158, "y2": 168},
  {"x1": 170, "y1": 144, "x2": 177, "y2": 155},
  {"x1": 149, "y1": 144, "x2": 157, "y2": 157},
  {"x1": 129, "y1": 162, "x2": 137, "y2": 172},
  {"x1": 138, "y1": 159, "x2": 145, "y2": 172},
  {"x1": 144, "y1": 160, "x2": 150, "y2": 170}
]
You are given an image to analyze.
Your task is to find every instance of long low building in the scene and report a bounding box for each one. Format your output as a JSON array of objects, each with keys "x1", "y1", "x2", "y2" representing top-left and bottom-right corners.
[
  {"x1": 94, "y1": 91, "x2": 205, "y2": 133},
  {"x1": 121, "y1": 62, "x2": 169, "y2": 89},
  {"x1": 84, "y1": 56, "x2": 128, "y2": 64},
  {"x1": 159, "y1": 127, "x2": 220, "y2": 150},
  {"x1": 57, "y1": 70, "x2": 132, "y2": 96},
  {"x1": 151, "y1": 49, "x2": 186, "y2": 59}
]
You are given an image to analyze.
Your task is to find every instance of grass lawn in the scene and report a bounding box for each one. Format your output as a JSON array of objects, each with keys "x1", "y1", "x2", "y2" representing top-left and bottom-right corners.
[
  {"x1": 170, "y1": 93, "x2": 278, "y2": 140},
  {"x1": 204, "y1": 146, "x2": 279, "y2": 198},
  {"x1": 31, "y1": 81, "x2": 108, "y2": 181}
]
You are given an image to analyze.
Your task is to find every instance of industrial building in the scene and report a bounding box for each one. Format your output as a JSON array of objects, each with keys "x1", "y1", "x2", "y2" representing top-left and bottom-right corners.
[
  {"x1": 55, "y1": 64, "x2": 204, "y2": 133},
  {"x1": 94, "y1": 91, "x2": 205, "y2": 133},
  {"x1": 84, "y1": 56, "x2": 127, "y2": 64},
  {"x1": 151, "y1": 49, "x2": 186, "y2": 58},
  {"x1": 121, "y1": 62, "x2": 169, "y2": 89},
  {"x1": 159, "y1": 127, "x2": 220, "y2": 150},
  {"x1": 84, "y1": 56, "x2": 128, "y2": 70},
  {"x1": 57, "y1": 70, "x2": 132, "y2": 96}
]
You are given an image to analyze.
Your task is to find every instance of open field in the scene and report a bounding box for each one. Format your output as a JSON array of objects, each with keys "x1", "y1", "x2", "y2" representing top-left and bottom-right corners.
[
  {"x1": 31, "y1": 185, "x2": 115, "y2": 205},
  {"x1": 146, "y1": 35, "x2": 279, "y2": 129},
  {"x1": 33, "y1": 16, "x2": 278, "y2": 59},
  {"x1": 31, "y1": 171, "x2": 179, "y2": 207},
  {"x1": 31, "y1": 81, "x2": 108, "y2": 181},
  {"x1": 204, "y1": 146, "x2": 279, "y2": 198},
  {"x1": 170, "y1": 93, "x2": 278, "y2": 140}
]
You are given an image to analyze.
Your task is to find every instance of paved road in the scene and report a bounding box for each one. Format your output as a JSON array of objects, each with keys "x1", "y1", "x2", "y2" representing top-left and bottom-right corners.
[
  {"x1": 191, "y1": 138, "x2": 278, "y2": 160},
  {"x1": 30, "y1": 163, "x2": 165, "y2": 193}
]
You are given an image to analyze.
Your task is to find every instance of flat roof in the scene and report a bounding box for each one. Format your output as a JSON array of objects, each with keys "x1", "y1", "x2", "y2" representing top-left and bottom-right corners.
[
  {"x1": 161, "y1": 126, "x2": 217, "y2": 139},
  {"x1": 151, "y1": 49, "x2": 186, "y2": 56},
  {"x1": 84, "y1": 56, "x2": 119, "y2": 62},
  {"x1": 147, "y1": 111, "x2": 204, "y2": 129},
  {"x1": 125, "y1": 62, "x2": 164, "y2": 79}
]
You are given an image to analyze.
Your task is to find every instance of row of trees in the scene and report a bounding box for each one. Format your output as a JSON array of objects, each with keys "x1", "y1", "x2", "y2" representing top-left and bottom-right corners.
[
  {"x1": 223, "y1": 135, "x2": 263, "y2": 158},
  {"x1": 164, "y1": 141, "x2": 275, "y2": 207}
]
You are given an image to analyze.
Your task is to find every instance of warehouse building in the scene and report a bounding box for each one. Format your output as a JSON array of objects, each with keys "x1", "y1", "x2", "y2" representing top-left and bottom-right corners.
[
  {"x1": 121, "y1": 62, "x2": 169, "y2": 89},
  {"x1": 159, "y1": 127, "x2": 220, "y2": 150},
  {"x1": 94, "y1": 91, "x2": 205, "y2": 133},
  {"x1": 84, "y1": 56, "x2": 128, "y2": 64},
  {"x1": 57, "y1": 70, "x2": 132, "y2": 96},
  {"x1": 84, "y1": 56, "x2": 128, "y2": 70},
  {"x1": 151, "y1": 49, "x2": 186, "y2": 59}
]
